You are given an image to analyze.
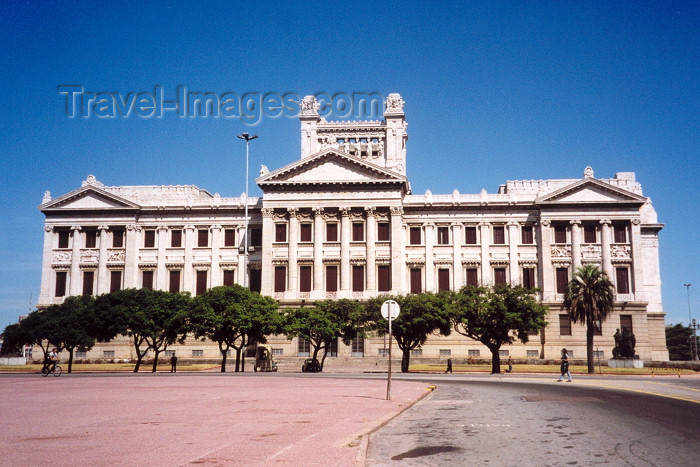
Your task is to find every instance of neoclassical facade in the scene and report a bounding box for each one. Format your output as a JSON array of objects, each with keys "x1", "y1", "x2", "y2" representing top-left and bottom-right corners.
[{"x1": 36, "y1": 94, "x2": 669, "y2": 362}]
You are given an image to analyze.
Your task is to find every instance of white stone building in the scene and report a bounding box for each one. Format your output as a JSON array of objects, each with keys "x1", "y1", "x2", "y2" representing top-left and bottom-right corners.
[{"x1": 36, "y1": 93, "x2": 669, "y2": 363}]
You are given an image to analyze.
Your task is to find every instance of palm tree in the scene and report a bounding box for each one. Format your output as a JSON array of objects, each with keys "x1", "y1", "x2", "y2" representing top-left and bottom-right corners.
[{"x1": 563, "y1": 264, "x2": 615, "y2": 374}]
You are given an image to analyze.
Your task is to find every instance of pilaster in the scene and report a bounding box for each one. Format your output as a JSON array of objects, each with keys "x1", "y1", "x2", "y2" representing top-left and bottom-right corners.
[
  {"x1": 425, "y1": 223, "x2": 435, "y2": 292},
  {"x1": 287, "y1": 209, "x2": 299, "y2": 293},
  {"x1": 124, "y1": 224, "x2": 140, "y2": 288},
  {"x1": 260, "y1": 208, "x2": 275, "y2": 294},
  {"x1": 570, "y1": 220, "x2": 582, "y2": 270},
  {"x1": 312, "y1": 207, "x2": 324, "y2": 294},
  {"x1": 600, "y1": 219, "x2": 612, "y2": 277},
  {"x1": 630, "y1": 219, "x2": 645, "y2": 300},
  {"x1": 508, "y1": 222, "x2": 520, "y2": 286},
  {"x1": 479, "y1": 223, "x2": 491, "y2": 286},
  {"x1": 390, "y1": 206, "x2": 404, "y2": 293},
  {"x1": 340, "y1": 207, "x2": 351, "y2": 294},
  {"x1": 183, "y1": 225, "x2": 195, "y2": 294},
  {"x1": 365, "y1": 207, "x2": 376, "y2": 293},
  {"x1": 210, "y1": 225, "x2": 222, "y2": 288},
  {"x1": 97, "y1": 225, "x2": 110, "y2": 294},
  {"x1": 69, "y1": 225, "x2": 82, "y2": 296},
  {"x1": 452, "y1": 223, "x2": 462, "y2": 290},
  {"x1": 39, "y1": 225, "x2": 54, "y2": 303},
  {"x1": 538, "y1": 219, "x2": 553, "y2": 299}
]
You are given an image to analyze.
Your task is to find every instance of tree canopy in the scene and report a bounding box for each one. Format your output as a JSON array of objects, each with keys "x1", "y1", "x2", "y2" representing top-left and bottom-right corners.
[{"x1": 449, "y1": 285, "x2": 548, "y2": 373}]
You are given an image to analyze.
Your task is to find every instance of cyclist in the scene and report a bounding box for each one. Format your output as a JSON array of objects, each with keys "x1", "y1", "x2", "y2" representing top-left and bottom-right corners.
[{"x1": 43, "y1": 348, "x2": 59, "y2": 373}]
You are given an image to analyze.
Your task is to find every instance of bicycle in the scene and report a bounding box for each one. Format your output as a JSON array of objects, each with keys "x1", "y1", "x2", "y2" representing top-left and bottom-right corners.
[{"x1": 41, "y1": 363, "x2": 62, "y2": 377}]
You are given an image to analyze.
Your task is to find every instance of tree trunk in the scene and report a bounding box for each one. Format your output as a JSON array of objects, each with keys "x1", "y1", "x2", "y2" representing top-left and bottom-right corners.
[
  {"x1": 67, "y1": 347, "x2": 74, "y2": 373},
  {"x1": 151, "y1": 349, "x2": 161, "y2": 372},
  {"x1": 401, "y1": 348, "x2": 410, "y2": 373},
  {"x1": 586, "y1": 324, "x2": 595, "y2": 374},
  {"x1": 234, "y1": 347, "x2": 242, "y2": 372},
  {"x1": 219, "y1": 344, "x2": 228, "y2": 372},
  {"x1": 489, "y1": 346, "x2": 501, "y2": 374}
]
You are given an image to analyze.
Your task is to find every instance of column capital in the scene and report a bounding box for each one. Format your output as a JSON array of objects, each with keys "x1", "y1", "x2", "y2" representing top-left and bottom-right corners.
[
  {"x1": 183, "y1": 224, "x2": 196, "y2": 231},
  {"x1": 210, "y1": 224, "x2": 223, "y2": 231},
  {"x1": 390, "y1": 206, "x2": 403, "y2": 216},
  {"x1": 340, "y1": 207, "x2": 351, "y2": 217},
  {"x1": 540, "y1": 219, "x2": 551, "y2": 226},
  {"x1": 631, "y1": 218, "x2": 641, "y2": 225},
  {"x1": 98, "y1": 224, "x2": 110, "y2": 231},
  {"x1": 287, "y1": 207, "x2": 299, "y2": 218},
  {"x1": 364, "y1": 206, "x2": 377, "y2": 217},
  {"x1": 261, "y1": 207, "x2": 275, "y2": 218},
  {"x1": 126, "y1": 224, "x2": 140, "y2": 231},
  {"x1": 599, "y1": 219, "x2": 612, "y2": 226},
  {"x1": 44, "y1": 225, "x2": 54, "y2": 232},
  {"x1": 507, "y1": 221, "x2": 520, "y2": 227},
  {"x1": 312, "y1": 206, "x2": 324, "y2": 216},
  {"x1": 157, "y1": 225, "x2": 169, "y2": 232},
  {"x1": 569, "y1": 219, "x2": 581, "y2": 226},
  {"x1": 71, "y1": 225, "x2": 82, "y2": 231}
]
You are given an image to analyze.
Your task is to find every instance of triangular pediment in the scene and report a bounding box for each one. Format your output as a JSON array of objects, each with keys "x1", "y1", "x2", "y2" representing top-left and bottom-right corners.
[
  {"x1": 40, "y1": 186, "x2": 140, "y2": 211},
  {"x1": 537, "y1": 178, "x2": 646, "y2": 205},
  {"x1": 257, "y1": 149, "x2": 408, "y2": 189}
]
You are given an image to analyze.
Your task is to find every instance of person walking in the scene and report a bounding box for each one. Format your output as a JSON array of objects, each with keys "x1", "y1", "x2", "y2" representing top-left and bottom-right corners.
[
  {"x1": 557, "y1": 348, "x2": 572, "y2": 382},
  {"x1": 445, "y1": 358, "x2": 452, "y2": 374},
  {"x1": 170, "y1": 354, "x2": 178, "y2": 373}
]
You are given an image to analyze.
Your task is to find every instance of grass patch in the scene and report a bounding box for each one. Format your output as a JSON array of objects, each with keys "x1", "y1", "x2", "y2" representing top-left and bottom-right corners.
[
  {"x1": 409, "y1": 363, "x2": 697, "y2": 376},
  {"x1": 0, "y1": 363, "x2": 219, "y2": 373}
]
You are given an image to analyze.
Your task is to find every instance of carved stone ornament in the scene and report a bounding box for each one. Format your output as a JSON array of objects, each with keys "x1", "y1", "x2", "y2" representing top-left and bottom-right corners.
[
  {"x1": 584, "y1": 166, "x2": 594, "y2": 178},
  {"x1": 287, "y1": 207, "x2": 299, "y2": 218},
  {"x1": 300, "y1": 95, "x2": 319, "y2": 116},
  {"x1": 540, "y1": 219, "x2": 551, "y2": 227},
  {"x1": 259, "y1": 165, "x2": 269, "y2": 176},
  {"x1": 71, "y1": 225, "x2": 82, "y2": 231},
  {"x1": 390, "y1": 206, "x2": 404, "y2": 216},
  {"x1": 80, "y1": 250, "x2": 99, "y2": 262},
  {"x1": 631, "y1": 219, "x2": 641, "y2": 225},
  {"x1": 312, "y1": 207, "x2": 324, "y2": 216},
  {"x1": 384, "y1": 93, "x2": 405, "y2": 113},
  {"x1": 107, "y1": 250, "x2": 126, "y2": 262},
  {"x1": 364, "y1": 206, "x2": 377, "y2": 217},
  {"x1": 52, "y1": 251, "x2": 71, "y2": 262},
  {"x1": 261, "y1": 207, "x2": 275, "y2": 218},
  {"x1": 126, "y1": 224, "x2": 139, "y2": 231},
  {"x1": 44, "y1": 225, "x2": 54, "y2": 232},
  {"x1": 551, "y1": 245, "x2": 572, "y2": 258},
  {"x1": 610, "y1": 245, "x2": 631, "y2": 258},
  {"x1": 42, "y1": 191, "x2": 52, "y2": 203}
]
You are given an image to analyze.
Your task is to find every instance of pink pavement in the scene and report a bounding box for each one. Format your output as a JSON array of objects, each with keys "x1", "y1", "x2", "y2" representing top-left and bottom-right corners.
[{"x1": 0, "y1": 374, "x2": 430, "y2": 466}]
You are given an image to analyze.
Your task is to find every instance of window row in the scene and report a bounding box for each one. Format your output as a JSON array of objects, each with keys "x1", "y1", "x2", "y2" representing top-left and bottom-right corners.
[
  {"x1": 273, "y1": 221, "x2": 391, "y2": 243},
  {"x1": 559, "y1": 314, "x2": 633, "y2": 337}
]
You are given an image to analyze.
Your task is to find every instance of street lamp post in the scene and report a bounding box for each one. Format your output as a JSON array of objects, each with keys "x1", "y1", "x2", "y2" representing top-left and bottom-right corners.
[
  {"x1": 684, "y1": 284, "x2": 697, "y2": 361},
  {"x1": 238, "y1": 132, "x2": 258, "y2": 288}
]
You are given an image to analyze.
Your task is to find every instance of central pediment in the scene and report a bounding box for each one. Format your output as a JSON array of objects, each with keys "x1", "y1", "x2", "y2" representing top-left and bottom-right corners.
[
  {"x1": 40, "y1": 185, "x2": 140, "y2": 211},
  {"x1": 536, "y1": 178, "x2": 647, "y2": 205},
  {"x1": 257, "y1": 149, "x2": 409, "y2": 192}
]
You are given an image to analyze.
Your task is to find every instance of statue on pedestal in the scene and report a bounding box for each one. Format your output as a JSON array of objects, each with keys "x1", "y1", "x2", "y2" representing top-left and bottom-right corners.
[{"x1": 612, "y1": 328, "x2": 637, "y2": 359}]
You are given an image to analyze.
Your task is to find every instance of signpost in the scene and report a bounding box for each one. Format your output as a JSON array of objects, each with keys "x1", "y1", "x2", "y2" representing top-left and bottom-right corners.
[{"x1": 381, "y1": 300, "x2": 400, "y2": 400}]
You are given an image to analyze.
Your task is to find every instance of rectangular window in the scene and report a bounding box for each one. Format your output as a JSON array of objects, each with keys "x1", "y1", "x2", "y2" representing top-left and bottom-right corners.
[
  {"x1": 378, "y1": 265, "x2": 391, "y2": 291},
  {"x1": 223, "y1": 270, "x2": 235, "y2": 286},
  {"x1": 249, "y1": 269, "x2": 261, "y2": 292},
  {"x1": 197, "y1": 229, "x2": 208, "y2": 247},
  {"x1": 103, "y1": 350, "x2": 115, "y2": 358},
  {"x1": 55, "y1": 271, "x2": 67, "y2": 297},
  {"x1": 352, "y1": 222, "x2": 364, "y2": 241},
  {"x1": 110, "y1": 270, "x2": 122, "y2": 293},
  {"x1": 409, "y1": 227, "x2": 421, "y2": 245},
  {"x1": 377, "y1": 222, "x2": 390, "y2": 241},
  {"x1": 440, "y1": 349, "x2": 452, "y2": 357},
  {"x1": 298, "y1": 337, "x2": 310, "y2": 356},
  {"x1": 559, "y1": 314, "x2": 572, "y2": 336},
  {"x1": 82, "y1": 271, "x2": 94, "y2": 296},
  {"x1": 620, "y1": 314, "x2": 633, "y2": 333},
  {"x1": 196, "y1": 270, "x2": 207, "y2": 295},
  {"x1": 351, "y1": 336, "x2": 364, "y2": 357},
  {"x1": 192, "y1": 350, "x2": 203, "y2": 357},
  {"x1": 521, "y1": 226, "x2": 534, "y2": 244},
  {"x1": 250, "y1": 227, "x2": 262, "y2": 247},
  {"x1": 466, "y1": 268, "x2": 478, "y2": 287},
  {"x1": 144, "y1": 230, "x2": 156, "y2": 248},
  {"x1": 326, "y1": 223, "x2": 338, "y2": 242},
  {"x1": 300, "y1": 266, "x2": 312, "y2": 292},
  {"x1": 556, "y1": 267, "x2": 569, "y2": 294},
  {"x1": 272, "y1": 348, "x2": 283, "y2": 356},
  {"x1": 85, "y1": 230, "x2": 97, "y2": 249},
  {"x1": 410, "y1": 348, "x2": 423, "y2": 357},
  {"x1": 468, "y1": 349, "x2": 480, "y2": 357},
  {"x1": 224, "y1": 229, "x2": 236, "y2": 247},
  {"x1": 583, "y1": 225, "x2": 597, "y2": 243},
  {"x1": 111, "y1": 229, "x2": 124, "y2": 248},
  {"x1": 58, "y1": 231, "x2": 70, "y2": 249},
  {"x1": 464, "y1": 227, "x2": 477, "y2": 244},
  {"x1": 614, "y1": 224, "x2": 627, "y2": 243},
  {"x1": 169, "y1": 270, "x2": 181, "y2": 293},
  {"x1": 438, "y1": 268, "x2": 450, "y2": 291},
  {"x1": 327, "y1": 338, "x2": 338, "y2": 357},
  {"x1": 410, "y1": 268, "x2": 422, "y2": 294},
  {"x1": 498, "y1": 350, "x2": 509, "y2": 357},
  {"x1": 527, "y1": 350, "x2": 539, "y2": 357},
  {"x1": 378, "y1": 348, "x2": 389, "y2": 357},
  {"x1": 171, "y1": 229, "x2": 182, "y2": 248},
  {"x1": 164, "y1": 350, "x2": 175, "y2": 357},
  {"x1": 494, "y1": 267, "x2": 507, "y2": 286},
  {"x1": 76, "y1": 350, "x2": 87, "y2": 358},
  {"x1": 300, "y1": 223, "x2": 312, "y2": 242},
  {"x1": 274, "y1": 266, "x2": 286, "y2": 292},
  {"x1": 615, "y1": 267, "x2": 630, "y2": 294},
  {"x1": 522, "y1": 267, "x2": 535, "y2": 289},
  {"x1": 437, "y1": 227, "x2": 449, "y2": 245},
  {"x1": 142, "y1": 270, "x2": 154, "y2": 290},
  {"x1": 326, "y1": 265, "x2": 338, "y2": 292},
  {"x1": 554, "y1": 225, "x2": 567, "y2": 244},
  {"x1": 492, "y1": 226, "x2": 505, "y2": 244},
  {"x1": 593, "y1": 319, "x2": 602, "y2": 336},
  {"x1": 352, "y1": 265, "x2": 364, "y2": 292},
  {"x1": 275, "y1": 224, "x2": 287, "y2": 243}
]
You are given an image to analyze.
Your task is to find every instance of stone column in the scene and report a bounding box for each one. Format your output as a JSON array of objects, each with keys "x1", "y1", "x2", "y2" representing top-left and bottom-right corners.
[
  {"x1": 479, "y1": 223, "x2": 491, "y2": 286},
  {"x1": 287, "y1": 209, "x2": 299, "y2": 293},
  {"x1": 39, "y1": 225, "x2": 54, "y2": 303},
  {"x1": 124, "y1": 224, "x2": 140, "y2": 288},
  {"x1": 508, "y1": 222, "x2": 520, "y2": 286},
  {"x1": 570, "y1": 220, "x2": 582, "y2": 270},
  {"x1": 312, "y1": 208, "x2": 324, "y2": 294},
  {"x1": 340, "y1": 207, "x2": 351, "y2": 294},
  {"x1": 630, "y1": 219, "x2": 645, "y2": 300},
  {"x1": 538, "y1": 219, "x2": 553, "y2": 299},
  {"x1": 452, "y1": 223, "x2": 462, "y2": 291},
  {"x1": 424, "y1": 223, "x2": 435, "y2": 292},
  {"x1": 390, "y1": 206, "x2": 404, "y2": 293},
  {"x1": 365, "y1": 207, "x2": 376, "y2": 292},
  {"x1": 261, "y1": 208, "x2": 275, "y2": 294},
  {"x1": 69, "y1": 225, "x2": 82, "y2": 296},
  {"x1": 154, "y1": 227, "x2": 168, "y2": 291},
  {"x1": 183, "y1": 225, "x2": 195, "y2": 294},
  {"x1": 600, "y1": 219, "x2": 612, "y2": 277},
  {"x1": 237, "y1": 225, "x2": 246, "y2": 285},
  {"x1": 210, "y1": 225, "x2": 222, "y2": 288},
  {"x1": 97, "y1": 225, "x2": 110, "y2": 294}
]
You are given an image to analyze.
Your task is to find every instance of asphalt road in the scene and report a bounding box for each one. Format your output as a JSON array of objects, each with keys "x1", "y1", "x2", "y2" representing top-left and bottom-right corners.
[{"x1": 366, "y1": 375, "x2": 700, "y2": 466}]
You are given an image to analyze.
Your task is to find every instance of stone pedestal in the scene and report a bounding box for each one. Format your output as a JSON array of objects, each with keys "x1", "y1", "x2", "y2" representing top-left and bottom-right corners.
[{"x1": 608, "y1": 358, "x2": 643, "y2": 369}]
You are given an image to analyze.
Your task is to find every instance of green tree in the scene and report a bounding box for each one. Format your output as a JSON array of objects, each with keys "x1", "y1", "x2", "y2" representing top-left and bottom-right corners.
[
  {"x1": 449, "y1": 285, "x2": 548, "y2": 374},
  {"x1": 666, "y1": 323, "x2": 697, "y2": 361},
  {"x1": 11, "y1": 309, "x2": 58, "y2": 362},
  {"x1": 190, "y1": 285, "x2": 280, "y2": 372},
  {"x1": 563, "y1": 264, "x2": 615, "y2": 374},
  {"x1": 143, "y1": 290, "x2": 191, "y2": 372},
  {"x1": 366, "y1": 293, "x2": 452, "y2": 373},
  {"x1": 1, "y1": 323, "x2": 27, "y2": 356},
  {"x1": 47, "y1": 295, "x2": 97, "y2": 373}
]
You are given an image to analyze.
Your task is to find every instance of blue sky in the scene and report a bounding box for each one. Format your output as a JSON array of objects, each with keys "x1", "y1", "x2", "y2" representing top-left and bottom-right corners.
[{"x1": 0, "y1": 1, "x2": 698, "y2": 329}]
